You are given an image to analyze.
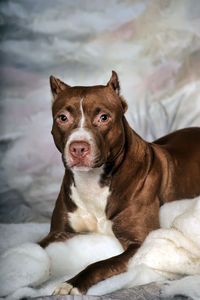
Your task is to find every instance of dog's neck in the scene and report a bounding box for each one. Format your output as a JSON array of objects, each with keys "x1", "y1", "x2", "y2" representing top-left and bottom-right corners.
[
  {"x1": 72, "y1": 166, "x2": 105, "y2": 191},
  {"x1": 117, "y1": 117, "x2": 150, "y2": 170}
]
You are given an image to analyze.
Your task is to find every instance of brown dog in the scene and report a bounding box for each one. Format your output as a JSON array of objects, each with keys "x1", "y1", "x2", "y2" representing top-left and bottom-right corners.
[{"x1": 39, "y1": 71, "x2": 200, "y2": 295}]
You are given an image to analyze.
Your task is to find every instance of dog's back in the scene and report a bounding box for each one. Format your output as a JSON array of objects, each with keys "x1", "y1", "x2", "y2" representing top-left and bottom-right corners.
[{"x1": 153, "y1": 127, "x2": 200, "y2": 200}]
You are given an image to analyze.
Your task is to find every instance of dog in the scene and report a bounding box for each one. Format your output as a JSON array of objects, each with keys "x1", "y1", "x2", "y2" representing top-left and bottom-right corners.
[{"x1": 39, "y1": 71, "x2": 200, "y2": 295}]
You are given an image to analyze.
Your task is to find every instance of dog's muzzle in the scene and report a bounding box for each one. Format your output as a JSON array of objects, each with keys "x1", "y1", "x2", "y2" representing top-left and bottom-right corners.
[{"x1": 69, "y1": 141, "x2": 91, "y2": 167}]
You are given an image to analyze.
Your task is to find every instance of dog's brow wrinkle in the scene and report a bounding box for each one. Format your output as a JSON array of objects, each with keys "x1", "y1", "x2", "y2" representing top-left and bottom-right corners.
[
  {"x1": 66, "y1": 105, "x2": 73, "y2": 112},
  {"x1": 95, "y1": 107, "x2": 101, "y2": 114}
]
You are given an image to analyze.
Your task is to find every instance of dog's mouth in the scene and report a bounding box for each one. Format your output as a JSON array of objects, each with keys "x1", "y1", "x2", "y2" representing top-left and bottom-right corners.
[
  {"x1": 63, "y1": 152, "x2": 104, "y2": 171},
  {"x1": 70, "y1": 161, "x2": 93, "y2": 172},
  {"x1": 70, "y1": 159, "x2": 104, "y2": 171},
  {"x1": 71, "y1": 161, "x2": 89, "y2": 168}
]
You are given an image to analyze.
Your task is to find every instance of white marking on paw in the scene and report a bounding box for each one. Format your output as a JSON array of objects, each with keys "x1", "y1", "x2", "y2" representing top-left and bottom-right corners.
[
  {"x1": 52, "y1": 282, "x2": 73, "y2": 295},
  {"x1": 70, "y1": 287, "x2": 82, "y2": 295}
]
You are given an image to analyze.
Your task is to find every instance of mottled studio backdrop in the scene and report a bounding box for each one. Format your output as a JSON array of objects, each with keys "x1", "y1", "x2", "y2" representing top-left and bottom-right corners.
[{"x1": 0, "y1": 0, "x2": 200, "y2": 223}]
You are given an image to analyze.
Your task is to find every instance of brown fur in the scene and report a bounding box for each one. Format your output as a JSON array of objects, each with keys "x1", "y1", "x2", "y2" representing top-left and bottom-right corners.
[{"x1": 39, "y1": 71, "x2": 200, "y2": 294}]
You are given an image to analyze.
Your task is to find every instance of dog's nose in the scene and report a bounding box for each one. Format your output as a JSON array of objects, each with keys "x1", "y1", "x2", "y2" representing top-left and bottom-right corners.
[{"x1": 69, "y1": 141, "x2": 90, "y2": 158}]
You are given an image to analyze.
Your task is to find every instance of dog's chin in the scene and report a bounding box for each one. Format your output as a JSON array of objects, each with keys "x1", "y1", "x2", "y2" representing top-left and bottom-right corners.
[
  {"x1": 68, "y1": 161, "x2": 104, "y2": 172},
  {"x1": 72, "y1": 165, "x2": 92, "y2": 172}
]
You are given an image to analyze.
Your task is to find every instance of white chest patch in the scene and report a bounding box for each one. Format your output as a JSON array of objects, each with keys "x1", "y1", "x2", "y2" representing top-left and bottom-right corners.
[{"x1": 68, "y1": 168, "x2": 114, "y2": 236}]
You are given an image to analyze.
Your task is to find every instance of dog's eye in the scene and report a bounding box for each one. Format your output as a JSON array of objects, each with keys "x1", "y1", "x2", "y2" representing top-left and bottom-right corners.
[
  {"x1": 58, "y1": 114, "x2": 68, "y2": 122},
  {"x1": 100, "y1": 114, "x2": 108, "y2": 122},
  {"x1": 93, "y1": 112, "x2": 111, "y2": 127}
]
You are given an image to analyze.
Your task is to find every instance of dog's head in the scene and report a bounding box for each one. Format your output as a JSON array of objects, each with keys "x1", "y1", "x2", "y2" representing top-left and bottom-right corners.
[{"x1": 50, "y1": 71, "x2": 128, "y2": 171}]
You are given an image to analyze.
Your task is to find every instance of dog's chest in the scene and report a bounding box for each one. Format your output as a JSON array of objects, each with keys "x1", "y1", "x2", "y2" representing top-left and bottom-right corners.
[{"x1": 68, "y1": 169, "x2": 113, "y2": 236}]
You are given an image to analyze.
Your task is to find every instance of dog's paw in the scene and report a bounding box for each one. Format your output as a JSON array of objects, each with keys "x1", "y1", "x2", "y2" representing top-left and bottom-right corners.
[{"x1": 52, "y1": 282, "x2": 81, "y2": 295}]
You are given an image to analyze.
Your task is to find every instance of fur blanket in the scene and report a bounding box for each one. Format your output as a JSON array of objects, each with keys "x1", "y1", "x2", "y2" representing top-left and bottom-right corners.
[{"x1": 0, "y1": 198, "x2": 200, "y2": 300}]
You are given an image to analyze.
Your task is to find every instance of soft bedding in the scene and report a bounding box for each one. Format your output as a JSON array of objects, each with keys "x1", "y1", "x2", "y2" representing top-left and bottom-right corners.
[{"x1": 0, "y1": 198, "x2": 199, "y2": 300}]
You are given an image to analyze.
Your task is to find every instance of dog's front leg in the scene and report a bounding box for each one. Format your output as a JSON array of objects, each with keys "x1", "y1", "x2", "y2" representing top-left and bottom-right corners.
[
  {"x1": 52, "y1": 243, "x2": 139, "y2": 295},
  {"x1": 38, "y1": 231, "x2": 78, "y2": 248},
  {"x1": 38, "y1": 180, "x2": 78, "y2": 248}
]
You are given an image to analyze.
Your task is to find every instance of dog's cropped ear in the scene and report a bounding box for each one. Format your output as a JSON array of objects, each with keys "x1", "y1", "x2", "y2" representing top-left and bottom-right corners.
[
  {"x1": 107, "y1": 71, "x2": 128, "y2": 113},
  {"x1": 107, "y1": 70, "x2": 120, "y2": 96},
  {"x1": 50, "y1": 75, "x2": 70, "y2": 101}
]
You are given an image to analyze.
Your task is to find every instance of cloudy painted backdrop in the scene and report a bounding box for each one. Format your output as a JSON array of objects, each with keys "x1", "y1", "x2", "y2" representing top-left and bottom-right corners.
[{"x1": 0, "y1": 0, "x2": 200, "y2": 223}]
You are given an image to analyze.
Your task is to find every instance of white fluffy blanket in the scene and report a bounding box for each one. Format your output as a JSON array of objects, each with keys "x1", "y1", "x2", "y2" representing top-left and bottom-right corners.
[{"x1": 0, "y1": 198, "x2": 200, "y2": 300}]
